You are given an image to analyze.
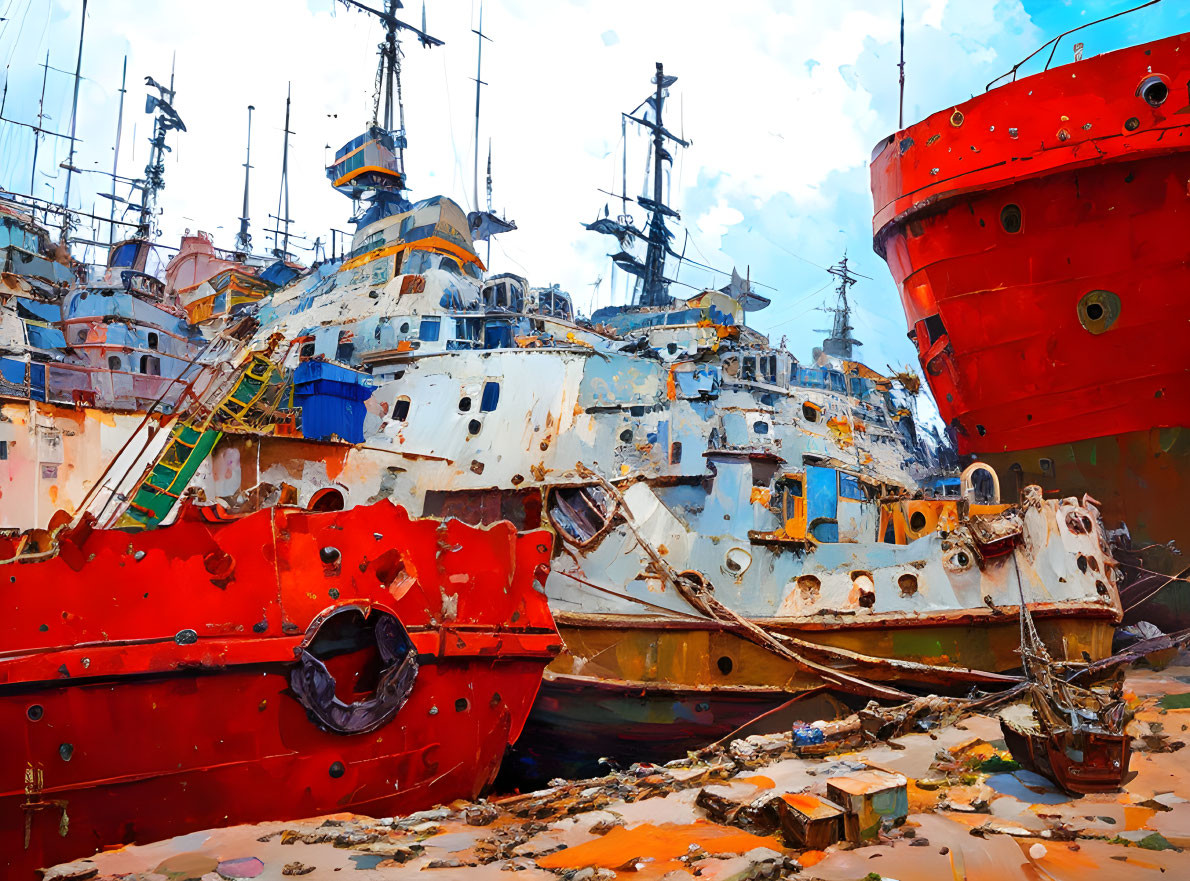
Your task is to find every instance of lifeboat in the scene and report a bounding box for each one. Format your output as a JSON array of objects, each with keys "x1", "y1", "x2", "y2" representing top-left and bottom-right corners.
[{"x1": 0, "y1": 499, "x2": 559, "y2": 878}]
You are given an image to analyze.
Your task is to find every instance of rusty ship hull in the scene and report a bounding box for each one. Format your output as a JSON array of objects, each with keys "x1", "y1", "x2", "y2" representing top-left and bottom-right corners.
[
  {"x1": 0, "y1": 500, "x2": 558, "y2": 878},
  {"x1": 870, "y1": 32, "x2": 1190, "y2": 622},
  {"x1": 507, "y1": 608, "x2": 1115, "y2": 781}
]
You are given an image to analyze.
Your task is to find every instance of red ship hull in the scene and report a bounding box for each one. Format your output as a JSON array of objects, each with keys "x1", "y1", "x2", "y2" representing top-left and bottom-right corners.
[
  {"x1": 870, "y1": 33, "x2": 1190, "y2": 586},
  {"x1": 0, "y1": 501, "x2": 558, "y2": 878}
]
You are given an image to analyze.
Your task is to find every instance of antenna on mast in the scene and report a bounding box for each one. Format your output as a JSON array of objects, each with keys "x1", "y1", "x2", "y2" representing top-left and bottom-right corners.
[
  {"x1": 330, "y1": 0, "x2": 443, "y2": 225},
  {"x1": 471, "y1": 2, "x2": 490, "y2": 215},
  {"x1": 30, "y1": 52, "x2": 50, "y2": 200},
  {"x1": 272, "y1": 84, "x2": 293, "y2": 258},
  {"x1": 235, "y1": 104, "x2": 254, "y2": 256},
  {"x1": 898, "y1": 0, "x2": 906, "y2": 129},
  {"x1": 638, "y1": 62, "x2": 686, "y2": 307},
  {"x1": 464, "y1": 3, "x2": 516, "y2": 263},
  {"x1": 61, "y1": 0, "x2": 88, "y2": 241},
  {"x1": 108, "y1": 55, "x2": 127, "y2": 246},
  {"x1": 137, "y1": 68, "x2": 186, "y2": 240},
  {"x1": 816, "y1": 254, "x2": 865, "y2": 360}
]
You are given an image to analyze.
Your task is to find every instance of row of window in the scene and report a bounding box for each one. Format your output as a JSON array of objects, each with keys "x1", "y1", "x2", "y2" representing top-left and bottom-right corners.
[
  {"x1": 106, "y1": 354, "x2": 161, "y2": 375},
  {"x1": 728, "y1": 357, "x2": 878, "y2": 402},
  {"x1": 389, "y1": 381, "x2": 501, "y2": 424},
  {"x1": 75, "y1": 329, "x2": 160, "y2": 350}
]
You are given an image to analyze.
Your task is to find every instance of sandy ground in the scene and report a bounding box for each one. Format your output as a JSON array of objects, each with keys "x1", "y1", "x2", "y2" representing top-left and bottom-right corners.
[{"x1": 45, "y1": 663, "x2": 1190, "y2": 881}]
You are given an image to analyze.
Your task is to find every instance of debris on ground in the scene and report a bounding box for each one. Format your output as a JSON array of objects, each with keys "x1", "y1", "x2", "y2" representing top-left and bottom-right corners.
[{"x1": 45, "y1": 664, "x2": 1190, "y2": 881}]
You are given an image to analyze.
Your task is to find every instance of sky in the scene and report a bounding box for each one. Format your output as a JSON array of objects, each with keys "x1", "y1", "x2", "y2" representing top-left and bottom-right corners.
[{"x1": 0, "y1": 0, "x2": 1187, "y2": 378}]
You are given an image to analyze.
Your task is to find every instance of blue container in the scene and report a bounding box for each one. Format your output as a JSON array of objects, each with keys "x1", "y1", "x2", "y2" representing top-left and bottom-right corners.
[{"x1": 292, "y1": 361, "x2": 375, "y2": 444}]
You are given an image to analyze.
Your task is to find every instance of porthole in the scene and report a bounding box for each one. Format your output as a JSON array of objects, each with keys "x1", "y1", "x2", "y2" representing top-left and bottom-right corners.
[
  {"x1": 909, "y1": 511, "x2": 928, "y2": 532},
  {"x1": 1077, "y1": 290, "x2": 1120, "y2": 335},
  {"x1": 801, "y1": 403, "x2": 820, "y2": 423},
  {"x1": 399, "y1": 322, "x2": 410, "y2": 333},
  {"x1": 950, "y1": 109, "x2": 964, "y2": 127},
  {"x1": 468, "y1": 419, "x2": 481, "y2": 435},
  {"x1": 458, "y1": 396, "x2": 472, "y2": 412},
  {"x1": 619, "y1": 428, "x2": 633, "y2": 443},
  {"x1": 796, "y1": 574, "x2": 821, "y2": 595},
  {"x1": 717, "y1": 656, "x2": 734, "y2": 675},
  {"x1": 724, "y1": 548, "x2": 752, "y2": 575},
  {"x1": 944, "y1": 546, "x2": 974, "y2": 572},
  {"x1": 898, "y1": 573, "x2": 919, "y2": 596},
  {"x1": 999, "y1": 204, "x2": 1022, "y2": 234},
  {"x1": 1138, "y1": 75, "x2": 1169, "y2": 107},
  {"x1": 309, "y1": 489, "x2": 345, "y2": 512},
  {"x1": 290, "y1": 606, "x2": 418, "y2": 735}
]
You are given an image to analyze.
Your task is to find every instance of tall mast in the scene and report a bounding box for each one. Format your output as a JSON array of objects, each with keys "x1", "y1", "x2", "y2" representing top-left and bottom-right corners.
[
  {"x1": 637, "y1": 62, "x2": 685, "y2": 307},
  {"x1": 329, "y1": 0, "x2": 442, "y2": 227},
  {"x1": 108, "y1": 55, "x2": 127, "y2": 246},
  {"x1": 236, "y1": 104, "x2": 254, "y2": 255},
  {"x1": 898, "y1": 0, "x2": 906, "y2": 129},
  {"x1": 471, "y1": 2, "x2": 490, "y2": 214},
  {"x1": 384, "y1": 1, "x2": 396, "y2": 130},
  {"x1": 646, "y1": 64, "x2": 665, "y2": 302},
  {"x1": 485, "y1": 141, "x2": 492, "y2": 264},
  {"x1": 620, "y1": 113, "x2": 627, "y2": 218},
  {"x1": 273, "y1": 84, "x2": 293, "y2": 258},
  {"x1": 61, "y1": 0, "x2": 88, "y2": 240},
  {"x1": 30, "y1": 52, "x2": 50, "y2": 199},
  {"x1": 136, "y1": 53, "x2": 185, "y2": 240},
  {"x1": 818, "y1": 255, "x2": 864, "y2": 360}
]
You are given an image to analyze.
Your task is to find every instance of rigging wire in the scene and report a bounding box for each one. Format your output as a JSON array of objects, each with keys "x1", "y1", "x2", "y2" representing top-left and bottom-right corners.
[
  {"x1": 491, "y1": 230, "x2": 529, "y2": 276},
  {"x1": 1121, "y1": 563, "x2": 1190, "y2": 613},
  {"x1": 3, "y1": 0, "x2": 35, "y2": 69},
  {"x1": 764, "y1": 279, "x2": 835, "y2": 331},
  {"x1": 438, "y1": 48, "x2": 469, "y2": 212}
]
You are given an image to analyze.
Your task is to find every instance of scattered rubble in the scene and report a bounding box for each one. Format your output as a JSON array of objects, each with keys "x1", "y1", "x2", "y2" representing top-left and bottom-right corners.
[{"x1": 45, "y1": 661, "x2": 1190, "y2": 880}]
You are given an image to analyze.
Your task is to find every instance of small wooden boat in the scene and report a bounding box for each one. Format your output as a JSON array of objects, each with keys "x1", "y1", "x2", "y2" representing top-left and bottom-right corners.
[
  {"x1": 999, "y1": 573, "x2": 1133, "y2": 795},
  {"x1": 999, "y1": 686, "x2": 1132, "y2": 794}
]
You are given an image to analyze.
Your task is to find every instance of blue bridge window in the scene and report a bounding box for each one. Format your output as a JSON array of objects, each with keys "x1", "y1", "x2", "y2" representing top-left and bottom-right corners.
[
  {"x1": 480, "y1": 381, "x2": 500, "y2": 412},
  {"x1": 418, "y1": 317, "x2": 441, "y2": 341}
]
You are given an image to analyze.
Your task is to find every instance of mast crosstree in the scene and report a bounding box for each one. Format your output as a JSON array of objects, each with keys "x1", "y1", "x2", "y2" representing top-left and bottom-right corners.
[
  {"x1": 816, "y1": 256, "x2": 864, "y2": 360},
  {"x1": 584, "y1": 62, "x2": 688, "y2": 308},
  {"x1": 329, "y1": 0, "x2": 443, "y2": 226}
]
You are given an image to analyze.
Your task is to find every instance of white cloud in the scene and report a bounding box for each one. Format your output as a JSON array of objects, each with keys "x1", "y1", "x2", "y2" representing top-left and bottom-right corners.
[{"x1": 0, "y1": 0, "x2": 1045, "y2": 378}]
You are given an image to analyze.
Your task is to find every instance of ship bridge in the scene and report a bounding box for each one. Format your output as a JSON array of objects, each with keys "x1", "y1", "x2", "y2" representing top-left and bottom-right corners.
[{"x1": 343, "y1": 196, "x2": 483, "y2": 280}]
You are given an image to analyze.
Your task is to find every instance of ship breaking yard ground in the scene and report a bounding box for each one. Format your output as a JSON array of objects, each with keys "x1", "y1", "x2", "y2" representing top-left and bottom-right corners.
[{"x1": 45, "y1": 634, "x2": 1190, "y2": 881}]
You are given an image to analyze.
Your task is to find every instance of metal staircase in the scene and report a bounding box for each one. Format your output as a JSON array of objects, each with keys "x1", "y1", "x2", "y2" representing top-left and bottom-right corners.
[{"x1": 115, "y1": 352, "x2": 283, "y2": 529}]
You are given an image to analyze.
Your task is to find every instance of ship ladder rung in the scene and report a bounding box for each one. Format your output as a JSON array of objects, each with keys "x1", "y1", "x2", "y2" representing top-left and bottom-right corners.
[{"x1": 141, "y1": 484, "x2": 181, "y2": 500}]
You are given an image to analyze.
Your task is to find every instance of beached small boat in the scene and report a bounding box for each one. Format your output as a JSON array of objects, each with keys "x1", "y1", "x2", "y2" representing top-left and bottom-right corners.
[
  {"x1": 999, "y1": 572, "x2": 1133, "y2": 795},
  {"x1": 0, "y1": 499, "x2": 559, "y2": 878},
  {"x1": 999, "y1": 690, "x2": 1132, "y2": 795}
]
